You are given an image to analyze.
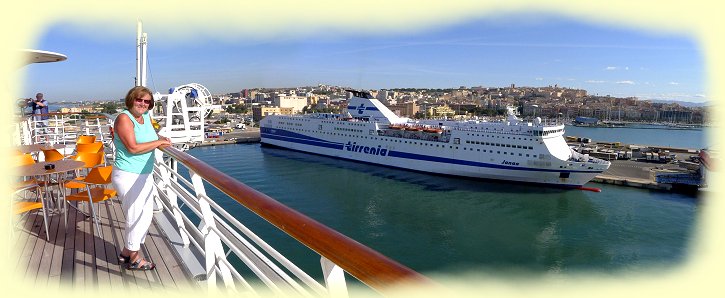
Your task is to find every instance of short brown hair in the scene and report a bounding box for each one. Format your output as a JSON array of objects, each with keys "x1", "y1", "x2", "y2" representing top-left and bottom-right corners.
[{"x1": 124, "y1": 86, "x2": 155, "y2": 110}]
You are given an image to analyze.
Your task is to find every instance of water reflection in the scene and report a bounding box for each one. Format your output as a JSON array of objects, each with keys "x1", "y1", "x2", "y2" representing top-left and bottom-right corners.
[
  {"x1": 189, "y1": 144, "x2": 697, "y2": 276},
  {"x1": 259, "y1": 146, "x2": 619, "y2": 273}
]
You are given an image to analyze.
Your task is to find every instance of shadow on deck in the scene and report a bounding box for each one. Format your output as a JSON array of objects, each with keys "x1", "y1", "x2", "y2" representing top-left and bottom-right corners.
[{"x1": 12, "y1": 197, "x2": 199, "y2": 292}]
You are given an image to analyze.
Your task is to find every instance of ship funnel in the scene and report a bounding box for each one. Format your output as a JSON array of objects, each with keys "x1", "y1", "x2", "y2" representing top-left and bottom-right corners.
[{"x1": 346, "y1": 90, "x2": 402, "y2": 124}]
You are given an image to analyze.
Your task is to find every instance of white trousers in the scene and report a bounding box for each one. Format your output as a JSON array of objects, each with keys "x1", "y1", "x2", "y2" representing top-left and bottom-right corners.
[{"x1": 112, "y1": 167, "x2": 154, "y2": 251}]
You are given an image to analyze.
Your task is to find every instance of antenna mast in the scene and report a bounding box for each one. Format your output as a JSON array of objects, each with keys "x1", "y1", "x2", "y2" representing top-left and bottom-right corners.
[{"x1": 136, "y1": 20, "x2": 147, "y2": 87}]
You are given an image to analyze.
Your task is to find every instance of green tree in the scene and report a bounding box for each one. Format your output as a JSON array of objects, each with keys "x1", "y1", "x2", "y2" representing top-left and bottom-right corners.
[
  {"x1": 312, "y1": 90, "x2": 333, "y2": 95},
  {"x1": 100, "y1": 102, "x2": 120, "y2": 114},
  {"x1": 225, "y1": 104, "x2": 248, "y2": 114}
]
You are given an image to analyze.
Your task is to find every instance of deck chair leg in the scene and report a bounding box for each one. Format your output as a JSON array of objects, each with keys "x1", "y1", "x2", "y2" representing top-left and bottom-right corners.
[
  {"x1": 39, "y1": 190, "x2": 50, "y2": 241},
  {"x1": 88, "y1": 198, "x2": 102, "y2": 237},
  {"x1": 41, "y1": 203, "x2": 50, "y2": 241},
  {"x1": 63, "y1": 200, "x2": 68, "y2": 231}
]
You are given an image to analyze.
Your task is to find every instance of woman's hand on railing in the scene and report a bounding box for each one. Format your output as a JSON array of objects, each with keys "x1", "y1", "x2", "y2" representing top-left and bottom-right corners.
[{"x1": 156, "y1": 137, "x2": 172, "y2": 148}]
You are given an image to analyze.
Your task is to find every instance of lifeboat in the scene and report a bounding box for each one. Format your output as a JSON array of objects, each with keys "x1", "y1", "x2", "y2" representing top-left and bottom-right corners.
[{"x1": 423, "y1": 127, "x2": 443, "y2": 134}]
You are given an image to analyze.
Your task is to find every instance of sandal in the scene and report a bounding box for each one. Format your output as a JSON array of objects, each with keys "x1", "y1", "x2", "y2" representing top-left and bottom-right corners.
[
  {"x1": 127, "y1": 259, "x2": 155, "y2": 271},
  {"x1": 118, "y1": 254, "x2": 130, "y2": 264}
]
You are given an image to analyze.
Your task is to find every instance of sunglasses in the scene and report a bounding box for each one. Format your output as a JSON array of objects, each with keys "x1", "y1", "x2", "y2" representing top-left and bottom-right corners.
[{"x1": 135, "y1": 98, "x2": 153, "y2": 104}]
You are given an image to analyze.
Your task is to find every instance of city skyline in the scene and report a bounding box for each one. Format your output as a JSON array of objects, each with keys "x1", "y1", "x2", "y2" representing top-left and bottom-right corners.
[{"x1": 21, "y1": 13, "x2": 705, "y2": 104}]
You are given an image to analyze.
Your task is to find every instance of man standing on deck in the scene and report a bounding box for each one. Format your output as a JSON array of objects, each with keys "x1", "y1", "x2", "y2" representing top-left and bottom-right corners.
[{"x1": 28, "y1": 92, "x2": 49, "y2": 128}]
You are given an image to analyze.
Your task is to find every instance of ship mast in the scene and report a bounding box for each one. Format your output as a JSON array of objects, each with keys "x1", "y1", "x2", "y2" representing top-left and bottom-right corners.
[{"x1": 136, "y1": 20, "x2": 148, "y2": 87}]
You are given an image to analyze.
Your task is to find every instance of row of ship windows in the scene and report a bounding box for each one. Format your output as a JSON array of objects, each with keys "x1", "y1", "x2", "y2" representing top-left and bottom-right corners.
[
  {"x1": 540, "y1": 128, "x2": 564, "y2": 136},
  {"x1": 279, "y1": 117, "x2": 312, "y2": 122},
  {"x1": 464, "y1": 140, "x2": 534, "y2": 150},
  {"x1": 334, "y1": 127, "x2": 363, "y2": 133},
  {"x1": 466, "y1": 133, "x2": 536, "y2": 142},
  {"x1": 272, "y1": 126, "x2": 537, "y2": 156},
  {"x1": 320, "y1": 121, "x2": 366, "y2": 127},
  {"x1": 279, "y1": 122, "x2": 303, "y2": 127}
]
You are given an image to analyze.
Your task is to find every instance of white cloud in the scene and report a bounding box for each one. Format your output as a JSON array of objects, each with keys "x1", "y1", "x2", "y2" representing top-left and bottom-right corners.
[
  {"x1": 668, "y1": 82, "x2": 679, "y2": 85},
  {"x1": 605, "y1": 66, "x2": 618, "y2": 70},
  {"x1": 535, "y1": 77, "x2": 543, "y2": 81},
  {"x1": 585, "y1": 80, "x2": 606, "y2": 83},
  {"x1": 616, "y1": 80, "x2": 635, "y2": 85}
]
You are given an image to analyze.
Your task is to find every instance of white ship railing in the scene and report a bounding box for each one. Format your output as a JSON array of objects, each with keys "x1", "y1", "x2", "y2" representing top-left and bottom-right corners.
[
  {"x1": 20, "y1": 113, "x2": 112, "y2": 146},
  {"x1": 15, "y1": 113, "x2": 431, "y2": 296},
  {"x1": 153, "y1": 146, "x2": 431, "y2": 295}
]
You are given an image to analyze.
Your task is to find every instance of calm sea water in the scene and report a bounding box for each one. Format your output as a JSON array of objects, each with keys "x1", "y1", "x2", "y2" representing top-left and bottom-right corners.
[
  {"x1": 564, "y1": 124, "x2": 709, "y2": 149},
  {"x1": 186, "y1": 142, "x2": 699, "y2": 279}
]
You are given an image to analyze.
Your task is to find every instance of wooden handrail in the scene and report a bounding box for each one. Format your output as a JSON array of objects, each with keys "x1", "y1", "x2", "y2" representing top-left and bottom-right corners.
[
  {"x1": 23, "y1": 112, "x2": 110, "y2": 118},
  {"x1": 159, "y1": 145, "x2": 433, "y2": 291}
]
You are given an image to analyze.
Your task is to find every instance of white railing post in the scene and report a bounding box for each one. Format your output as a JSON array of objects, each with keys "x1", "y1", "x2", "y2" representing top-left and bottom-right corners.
[
  {"x1": 190, "y1": 170, "x2": 235, "y2": 291},
  {"x1": 320, "y1": 257, "x2": 348, "y2": 298},
  {"x1": 155, "y1": 150, "x2": 189, "y2": 246}
]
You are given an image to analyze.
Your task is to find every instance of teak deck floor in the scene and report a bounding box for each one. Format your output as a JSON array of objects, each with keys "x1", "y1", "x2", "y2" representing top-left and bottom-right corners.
[{"x1": 12, "y1": 197, "x2": 197, "y2": 292}]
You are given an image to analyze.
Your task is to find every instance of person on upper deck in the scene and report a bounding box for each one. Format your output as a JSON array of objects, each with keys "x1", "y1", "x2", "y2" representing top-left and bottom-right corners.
[
  {"x1": 112, "y1": 86, "x2": 171, "y2": 271},
  {"x1": 28, "y1": 92, "x2": 49, "y2": 127}
]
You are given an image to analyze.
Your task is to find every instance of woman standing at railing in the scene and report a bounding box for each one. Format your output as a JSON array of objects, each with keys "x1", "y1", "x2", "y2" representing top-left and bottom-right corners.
[{"x1": 112, "y1": 86, "x2": 171, "y2": 271}]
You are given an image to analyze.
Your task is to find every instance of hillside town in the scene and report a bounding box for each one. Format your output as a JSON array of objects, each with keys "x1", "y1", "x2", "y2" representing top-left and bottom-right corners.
[{"x1": 52, "y1": 84, "x2": 708, "y2": 126}]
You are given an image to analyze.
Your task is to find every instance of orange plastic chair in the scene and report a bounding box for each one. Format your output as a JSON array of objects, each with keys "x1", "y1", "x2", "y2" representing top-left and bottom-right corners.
[
  {"x1": 74, "y1": 142, "x2": 105, "y2": 165},
  {"x1": 76, "y1": 135, "x2": 97, "y2": 144},
  {"x1": 64, "y1": 165, "x2": 117, "y2": 236},
  {"x1": 17, "y1": 153, "x2": 36, "y2": 166},
  {"x1": 64, "y1": 152, "x2": 104, "y2": 190},
  {"x1": 12, "y1": 183, "x2": 49, "y2": 241},
  {"x1": 70, "y1": 141, "x2": 105, "y2": 163},
  {"x1": 42, "y1": 149, "x2": 65, "y2": 162},
  {"x1": 75, "y1": 142, "x2": 103, "y2": 154},
  {"x1": 15, "y1": 153, "x2": 45, "y2": 190}
]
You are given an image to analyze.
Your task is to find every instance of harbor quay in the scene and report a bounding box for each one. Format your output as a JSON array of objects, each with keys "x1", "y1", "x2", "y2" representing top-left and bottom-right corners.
[
  {"x1": 195, "y1": 127, "x2": 702, "y2": 193},
  {"x1": 195, "y1": 126, "x2": 261, "y2": 146}
]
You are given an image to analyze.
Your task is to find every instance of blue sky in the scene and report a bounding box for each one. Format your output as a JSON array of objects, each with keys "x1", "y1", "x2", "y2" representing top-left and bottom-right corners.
[{"x1": 21, "y1": 14, "x2": 706, "y2": 103}]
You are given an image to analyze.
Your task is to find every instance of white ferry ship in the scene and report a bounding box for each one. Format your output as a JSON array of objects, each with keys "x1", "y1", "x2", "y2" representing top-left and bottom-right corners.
[{"x1": 260, "y1": 90, "x2": 611, "y2": 187}]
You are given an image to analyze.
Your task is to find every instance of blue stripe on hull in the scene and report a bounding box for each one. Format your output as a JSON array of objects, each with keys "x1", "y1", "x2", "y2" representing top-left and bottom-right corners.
[
  {"x1": 386, "y1": 151, "x2": 594, "y2": 173},
  {"x1": 261, "y1": 142, "x2": 586, "y2": 188},
  {"x1": 261, "y1": 128, "x2": 344, "y2": 150}
]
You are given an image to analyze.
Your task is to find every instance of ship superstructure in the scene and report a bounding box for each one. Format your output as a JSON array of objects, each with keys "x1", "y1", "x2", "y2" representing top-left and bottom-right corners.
[{"x1": 261, "y1": 90, "x2": 610, "y2": 187}]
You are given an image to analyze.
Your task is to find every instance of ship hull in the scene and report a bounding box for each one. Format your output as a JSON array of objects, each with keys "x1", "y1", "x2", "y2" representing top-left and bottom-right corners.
[{"x1": 261, "y1": 127, "x2": 603, "y2": 187}]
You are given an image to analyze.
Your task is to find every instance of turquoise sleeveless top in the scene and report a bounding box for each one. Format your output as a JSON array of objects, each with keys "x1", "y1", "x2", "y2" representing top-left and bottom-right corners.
[{"x1": 113, "y1": 110, "x2": 158, "y2": 174}]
